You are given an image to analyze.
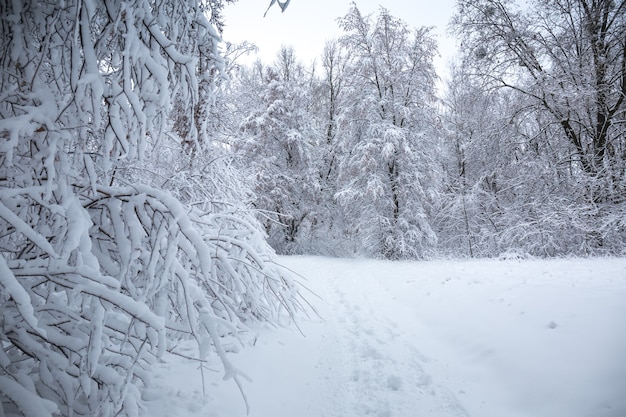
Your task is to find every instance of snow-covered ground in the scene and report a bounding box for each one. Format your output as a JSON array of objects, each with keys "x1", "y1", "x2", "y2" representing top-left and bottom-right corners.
[{"x1": 149, "y1": 256, "x2": 626, "y2": 417}]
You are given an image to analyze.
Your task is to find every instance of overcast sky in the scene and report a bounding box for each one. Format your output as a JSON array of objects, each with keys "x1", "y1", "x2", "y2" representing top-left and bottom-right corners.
[{"x1": 222, "y1": 0, "x2": 458, "y2": 77}]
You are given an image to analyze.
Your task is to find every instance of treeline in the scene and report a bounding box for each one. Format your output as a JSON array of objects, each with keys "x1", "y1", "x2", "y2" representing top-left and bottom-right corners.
[{"x1": 221, "y1": 1, "x2": 626, "y2": 258}]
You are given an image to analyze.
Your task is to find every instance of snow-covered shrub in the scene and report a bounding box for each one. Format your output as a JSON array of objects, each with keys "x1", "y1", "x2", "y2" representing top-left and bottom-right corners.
[{"x1": 0, "y1": 1, "x2": 305, "y2": 416}]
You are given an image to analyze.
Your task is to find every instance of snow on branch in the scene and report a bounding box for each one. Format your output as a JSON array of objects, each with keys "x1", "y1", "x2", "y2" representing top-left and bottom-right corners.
[{"x1": 0, "y1": 0, "x2": 306, "y2": 416}]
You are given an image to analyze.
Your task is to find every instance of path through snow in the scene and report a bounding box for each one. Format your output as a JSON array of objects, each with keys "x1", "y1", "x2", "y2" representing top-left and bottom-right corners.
[
  {"x1": 312, "y1": 259, "x2": 469, "y2": 417},
  {"x1": 150, "y1": 256, "x2": 626, "y2": 417}
]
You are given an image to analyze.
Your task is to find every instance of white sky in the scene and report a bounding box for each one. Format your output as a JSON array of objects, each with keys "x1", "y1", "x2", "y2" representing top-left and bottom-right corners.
[{"x1": 221, "y1": 0, "x2": 458, "y2": 77}]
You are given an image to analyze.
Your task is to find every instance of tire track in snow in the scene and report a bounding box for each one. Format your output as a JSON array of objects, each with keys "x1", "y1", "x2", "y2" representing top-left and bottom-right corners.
[{"x1": 317, "y1": 271, "x2": 470, "y2": 417}]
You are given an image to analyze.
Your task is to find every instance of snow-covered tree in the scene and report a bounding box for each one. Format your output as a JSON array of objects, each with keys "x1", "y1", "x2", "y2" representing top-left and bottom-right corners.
[
  {"x1": 437, "y1": 64, "x2": 499, "y2": 257},
  {"x1": 305, "y1": 40, "x2": 354, "y2": 254},
  {"x1": 334, "y1": 4, "x2": 440, "y2": 259},
  {"x1": 448, "y1": 0, "x2": 626, "y2": 254},
  {"x1": 453, "y1": 0, "x2": 625, "y2": 198},
  {"x1": 0, "y1": 1, "x2": 305, "y2": 416},
  {"x1": 235, "y1": 48, "x2": 321, "y2": 254},
  {"x1": 438, "y1": 65, "x2": 568, "y2": 257}
]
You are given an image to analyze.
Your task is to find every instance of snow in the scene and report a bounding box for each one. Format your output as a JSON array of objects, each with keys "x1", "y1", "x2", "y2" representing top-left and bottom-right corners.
[
  {"x1": 0, "y1": 200, "x2": 58, "y2": 258},
  {"x1": 149, "y1": 256, "x2": 626, "y2": 417},
  {"x1": 0, "y1": 376, "x2": 57, "y2": 417},
  {"x1": 0, "y1": 257, "x2": 45, "y2": 338}
]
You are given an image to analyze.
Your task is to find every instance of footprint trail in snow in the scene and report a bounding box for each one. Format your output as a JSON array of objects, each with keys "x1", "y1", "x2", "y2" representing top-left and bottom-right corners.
[
  {"x1": 316, "y1": 264, "x2": 469, "y2": 417},
  {"x1": 151, "y1": 256, "x2": 626, "y2": 417}
]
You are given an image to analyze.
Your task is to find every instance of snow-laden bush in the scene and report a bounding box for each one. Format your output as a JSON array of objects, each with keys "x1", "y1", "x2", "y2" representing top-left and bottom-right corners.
[
  {"x1": 0, "y1": 181, "x2": 304, "y2": 417},
  {"x1": 0, "y1": 1, "x2": 305, "y2": 416}
]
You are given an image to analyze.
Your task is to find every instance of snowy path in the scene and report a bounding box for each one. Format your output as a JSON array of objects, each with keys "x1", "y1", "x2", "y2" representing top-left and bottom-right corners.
[
  {"x1": 151, "y1": 256, "x2": 626, "y2": 417},
  {"x1": 311, "y1": 260, "x2": 469, "y2": 417}
]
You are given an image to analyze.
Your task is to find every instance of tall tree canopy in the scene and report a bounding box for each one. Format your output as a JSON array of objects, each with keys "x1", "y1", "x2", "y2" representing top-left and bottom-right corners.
[
  {"x1": 443, "y1": 0, "x2": 626, "y2": 255},
  {"x1": 335, "y1": 4, "x2": 440, "y2": 259},
  {"x1": 453, "y1": 0, "x2": 626, "y2": 203}
]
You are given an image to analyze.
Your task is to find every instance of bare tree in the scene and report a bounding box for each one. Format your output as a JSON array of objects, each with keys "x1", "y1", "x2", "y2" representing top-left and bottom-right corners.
[{"x1": 453, "y1": 0, "x2": 626, "y2": 203}]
